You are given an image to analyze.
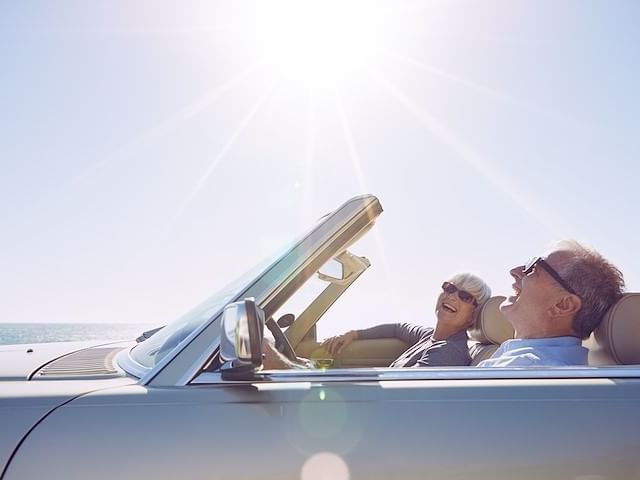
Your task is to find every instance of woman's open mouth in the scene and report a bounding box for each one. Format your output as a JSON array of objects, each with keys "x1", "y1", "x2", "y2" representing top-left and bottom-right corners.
[{"x1": 442, "y1": 302, "x2": 457, "y2": 313}]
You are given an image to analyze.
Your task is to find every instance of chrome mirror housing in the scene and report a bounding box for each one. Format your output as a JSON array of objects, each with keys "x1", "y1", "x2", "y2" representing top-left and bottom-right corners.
[{"x1": 220, "y1": 298, "x2": 265, "y2": 378}]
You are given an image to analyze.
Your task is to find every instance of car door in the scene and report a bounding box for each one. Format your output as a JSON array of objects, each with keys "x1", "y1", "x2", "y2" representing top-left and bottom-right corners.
[
  {"x1": 8, "y1": 368, "x2": 639, "y2": 480},
  {"x1": 204, "y1": 369, "x2": 640, "y2": 480}
]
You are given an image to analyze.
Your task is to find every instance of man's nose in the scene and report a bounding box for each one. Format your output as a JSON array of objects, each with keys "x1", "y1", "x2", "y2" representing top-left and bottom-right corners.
[{"x1": 510, "y1": 265, "x2": 524, "y2": 280}]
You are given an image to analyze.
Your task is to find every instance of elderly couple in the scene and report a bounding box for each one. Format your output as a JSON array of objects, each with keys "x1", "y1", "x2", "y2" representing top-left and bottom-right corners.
[{"x1": 263, "y1": 240, "x2": 625, "y2": 369}]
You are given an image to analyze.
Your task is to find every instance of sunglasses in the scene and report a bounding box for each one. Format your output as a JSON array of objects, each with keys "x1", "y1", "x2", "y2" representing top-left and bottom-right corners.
[
  {"x1": 441, "y1": 282, "x2": 478, "y2": 306},
  {"x1": 523, "y1": 256, "x2": 577, "y2": 295}
]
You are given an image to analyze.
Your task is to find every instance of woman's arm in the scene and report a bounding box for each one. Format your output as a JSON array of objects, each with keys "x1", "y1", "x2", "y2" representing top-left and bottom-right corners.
[{"x1": 323, "y1": 323, "x2": 433, "y2": 356}]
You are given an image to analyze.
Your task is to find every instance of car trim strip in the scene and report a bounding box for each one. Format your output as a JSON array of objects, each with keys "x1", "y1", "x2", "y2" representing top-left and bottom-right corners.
[{"x1": 191, "y1": 366, "x2": 640, "y2": 385}]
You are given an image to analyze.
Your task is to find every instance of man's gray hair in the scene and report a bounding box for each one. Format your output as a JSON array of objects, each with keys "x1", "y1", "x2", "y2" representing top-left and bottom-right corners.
[
  {"x1": 554, "y1": 240, "x2": 625, "y2": 339},
  {"x1": 447, "y1": 272, "x2": 492, "y2": 307}
]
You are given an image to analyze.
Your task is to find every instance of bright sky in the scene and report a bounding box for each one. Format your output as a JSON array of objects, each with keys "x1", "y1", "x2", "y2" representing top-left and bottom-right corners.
[{"x1": 1, "y1": 1, "x2": 638, "y2": 338}]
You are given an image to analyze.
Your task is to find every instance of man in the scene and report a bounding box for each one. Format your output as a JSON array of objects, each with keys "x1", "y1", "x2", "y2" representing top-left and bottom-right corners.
[{"x1": 477, "y1": 241, "x2": 624, "y2": 367}]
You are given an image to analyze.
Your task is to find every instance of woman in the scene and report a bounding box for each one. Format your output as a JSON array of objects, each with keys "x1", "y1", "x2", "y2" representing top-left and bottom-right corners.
[{"x1": 322, "y1": 273, "x2": 491, "y2": 367}]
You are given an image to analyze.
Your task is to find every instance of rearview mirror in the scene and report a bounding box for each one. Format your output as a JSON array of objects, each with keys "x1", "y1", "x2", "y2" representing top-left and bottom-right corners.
[{"x1": 220, "y1": 298, "x2": 265, "y2": 379}]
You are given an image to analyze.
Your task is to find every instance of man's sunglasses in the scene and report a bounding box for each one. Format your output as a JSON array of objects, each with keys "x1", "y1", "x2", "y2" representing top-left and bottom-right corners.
[
  {"x1": 441, "y1": 282, "x2": 478, "y2": 306},
  {"x1": 523, "y1": 256, "x2": 578, "y2": 295}
]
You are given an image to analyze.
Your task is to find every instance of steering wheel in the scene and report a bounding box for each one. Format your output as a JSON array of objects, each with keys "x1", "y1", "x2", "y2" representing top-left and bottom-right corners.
[{"x1": 265, "y1": 317, "x2": 298, "y2": 362}]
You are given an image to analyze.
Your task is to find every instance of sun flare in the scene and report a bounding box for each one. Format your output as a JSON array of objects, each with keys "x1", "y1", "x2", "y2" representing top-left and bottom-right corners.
[{"x1": 258, "y1": 0, "x2": 385, "y2": 83}]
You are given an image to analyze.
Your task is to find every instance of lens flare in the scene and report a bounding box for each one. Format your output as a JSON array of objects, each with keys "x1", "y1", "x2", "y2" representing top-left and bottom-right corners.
[{"x1": 301, "y1": 452, "x2": 350, "y2": 480}]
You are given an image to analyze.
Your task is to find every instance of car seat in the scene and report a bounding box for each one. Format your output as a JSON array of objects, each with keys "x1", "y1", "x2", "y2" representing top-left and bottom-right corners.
[
  {"x1": 585, "y1": 293, "x2": 640, "y2": 365},
  {"x1": 467, "y1": 296, "x2": 514, "y2": 366}
]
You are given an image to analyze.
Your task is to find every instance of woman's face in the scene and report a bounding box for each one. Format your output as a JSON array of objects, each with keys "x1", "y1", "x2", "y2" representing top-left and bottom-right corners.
[{"x1": 435, "y1": 282, "x2": 477, "y2": 331}]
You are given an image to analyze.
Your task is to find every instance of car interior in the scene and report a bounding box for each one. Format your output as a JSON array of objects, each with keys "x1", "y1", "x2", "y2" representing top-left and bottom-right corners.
[
  {"x1": 265, "y1": 244, "x2": 640, "y2": 369},
  {"x1": 287, "y1": 290, "x2": 640, "y2": 368},
  {"x1": 288, "y1": 294, "x2": 515, "y2": 367}
]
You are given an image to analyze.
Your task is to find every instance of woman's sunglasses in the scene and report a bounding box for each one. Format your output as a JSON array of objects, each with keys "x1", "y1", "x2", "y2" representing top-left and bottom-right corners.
[{"x1": 441, "y1": 282, "x2": 478, "y2": 306}]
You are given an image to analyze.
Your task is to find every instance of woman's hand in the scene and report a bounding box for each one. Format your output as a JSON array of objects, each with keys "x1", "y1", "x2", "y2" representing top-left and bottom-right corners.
[{"x1": 321, "y1": 330, "x2": 358, "y2": 356}]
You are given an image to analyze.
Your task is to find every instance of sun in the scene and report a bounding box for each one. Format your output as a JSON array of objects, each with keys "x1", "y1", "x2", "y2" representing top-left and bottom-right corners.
[{"x1": 257, "y1": 0, "x2": 386, "y2": 84}]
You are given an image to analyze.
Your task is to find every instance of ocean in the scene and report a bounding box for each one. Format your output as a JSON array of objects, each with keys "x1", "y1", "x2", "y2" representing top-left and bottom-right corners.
[{"x1": 0, "y1": 323, "x2": 156, "y2": 345}]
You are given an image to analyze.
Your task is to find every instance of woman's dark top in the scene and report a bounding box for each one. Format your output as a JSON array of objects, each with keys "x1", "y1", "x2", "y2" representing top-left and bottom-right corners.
[{"x1": 355, "y1": 323, "x2": 471, "y2": 367}]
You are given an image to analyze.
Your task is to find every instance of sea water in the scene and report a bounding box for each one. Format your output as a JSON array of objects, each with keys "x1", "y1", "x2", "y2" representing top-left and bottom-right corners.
[{"x1": 0, "y1": 323, "x2": 155, "y2": 345}]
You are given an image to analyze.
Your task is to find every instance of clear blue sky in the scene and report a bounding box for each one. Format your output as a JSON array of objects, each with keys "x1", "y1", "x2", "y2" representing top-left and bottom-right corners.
[{"x1": 1, "y1": 1, "x2": 638, "y2": 337}]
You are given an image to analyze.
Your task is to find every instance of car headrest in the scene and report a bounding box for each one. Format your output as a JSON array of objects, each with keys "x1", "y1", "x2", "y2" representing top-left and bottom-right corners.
[
  {"x1": 468, "y1": 296, "x2": 514, "y2": 345},
  {"x1": 591, "y1": 293, "x2": 640, "y2": 365}
]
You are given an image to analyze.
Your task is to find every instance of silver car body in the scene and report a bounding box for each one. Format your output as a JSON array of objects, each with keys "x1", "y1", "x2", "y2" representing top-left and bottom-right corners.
[{"x1": 1, "y1": 194, "x2": 639, "y2": 480}]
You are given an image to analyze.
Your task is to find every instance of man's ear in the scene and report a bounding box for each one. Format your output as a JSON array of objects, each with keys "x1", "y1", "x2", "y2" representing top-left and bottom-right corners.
[{"x1": 553, "y1": 294, "x2": 582, "y2": 317}]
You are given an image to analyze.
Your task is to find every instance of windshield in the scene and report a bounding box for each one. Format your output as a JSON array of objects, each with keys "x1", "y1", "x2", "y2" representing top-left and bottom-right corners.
[
  {"x1": 130, "y1": 259, "x2": 270, "y2": 369},
  {"x1": 129, "y1": 212, "x2": 330, "y2": 370}
]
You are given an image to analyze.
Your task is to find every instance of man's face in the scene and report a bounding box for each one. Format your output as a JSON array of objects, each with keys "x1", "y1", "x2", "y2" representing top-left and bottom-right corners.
[{"x1": 500, "y1": 250, "x2": 572, "y2": 336}]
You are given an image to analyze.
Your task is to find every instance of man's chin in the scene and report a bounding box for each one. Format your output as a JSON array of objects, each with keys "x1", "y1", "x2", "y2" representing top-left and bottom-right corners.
[
  {"x1": 498, "y1": 298, "x2": 519, "y2": 330},
  {"x1": 500, "y1": 297, "x2": 516, "y2": 311}
]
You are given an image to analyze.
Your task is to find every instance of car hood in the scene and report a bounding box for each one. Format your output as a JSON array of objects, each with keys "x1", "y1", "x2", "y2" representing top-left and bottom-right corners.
[
  {"x1": 0, "y1": 340, "x2": 129, "y2": 380},
  {"x1": 0, "y1": 341, "x2": 139, "y2": 475},
  {"x1": 0, "y1": 375, "x2": 137, "y2": 475}
]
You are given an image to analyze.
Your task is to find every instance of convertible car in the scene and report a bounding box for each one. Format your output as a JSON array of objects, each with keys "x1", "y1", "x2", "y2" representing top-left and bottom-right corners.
[{"x1": 1, "y1": 194, "x2": 639, "y2": 480}]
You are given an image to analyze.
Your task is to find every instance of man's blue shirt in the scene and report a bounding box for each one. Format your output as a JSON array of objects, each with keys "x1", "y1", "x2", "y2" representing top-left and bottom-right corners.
[{"x1": 476, "y1": 336, "x2": 588, "y2": 367}]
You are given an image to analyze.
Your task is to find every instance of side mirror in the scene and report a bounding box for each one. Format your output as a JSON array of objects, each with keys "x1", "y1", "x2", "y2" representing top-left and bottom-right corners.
[{"x1": 220, "y1": 298, "x2": 265, "y2": 379}]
